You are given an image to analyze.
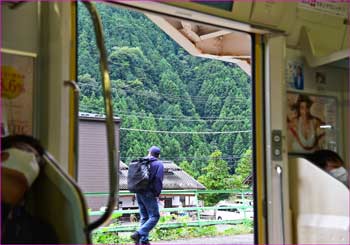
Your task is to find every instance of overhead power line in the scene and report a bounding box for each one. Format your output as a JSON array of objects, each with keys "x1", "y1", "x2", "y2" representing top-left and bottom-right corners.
[
  {"x1": 119, "y1": 87, "x2": 249, "y2": 103},
  {"x1": 115, "y1": 111, "x2": 250, "y2": 120},
  {"x1": 120, "y1": 128, "x2": 251, "y2": 134},
  {"x1": 114, "y1": 113, "x2": 248, "y2": 122},
  {"x1": 120, "y1": 87, "x2": 249, "y2": 100},
  {"x1": 79, "y1": 107, "x2": 251, "y2": 121}
]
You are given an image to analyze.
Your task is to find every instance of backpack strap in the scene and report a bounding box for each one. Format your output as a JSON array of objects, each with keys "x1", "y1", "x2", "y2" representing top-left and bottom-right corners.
[{"x1": 139, "y1": 157, "x2": 156, "y2": 164}]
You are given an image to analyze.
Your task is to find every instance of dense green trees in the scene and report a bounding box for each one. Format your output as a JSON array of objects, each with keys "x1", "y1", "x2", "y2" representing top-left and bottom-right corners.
[
  {"x1": 198, "y1": 150, "x2": 233, "y2": 205},
  {"x1": 78, "y1": 3, "x2": 252, "y2": 186}
]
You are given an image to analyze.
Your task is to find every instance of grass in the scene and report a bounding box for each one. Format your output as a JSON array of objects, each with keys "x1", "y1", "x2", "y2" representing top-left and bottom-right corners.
[{"x1": 92, "y1": 217, "x2": 253, "y2": 244}]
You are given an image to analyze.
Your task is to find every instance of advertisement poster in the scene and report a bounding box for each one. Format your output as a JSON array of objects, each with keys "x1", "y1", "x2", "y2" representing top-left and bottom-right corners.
[
  {"x1": 286, "y1": 60, "x2": 304, "y2": 90},
  {"x1": 1, "y1": 50, "x2": 35, "y2": 135},
  {"x1": 298, "y1": 0, "x2": 348, "y2": 18},
  {"x1": 287, "y1": 92, "x2": 337, "y2": 154}
]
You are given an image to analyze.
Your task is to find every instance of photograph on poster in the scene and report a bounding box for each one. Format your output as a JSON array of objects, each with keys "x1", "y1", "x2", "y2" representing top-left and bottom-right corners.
[
  {"x1": 315, "y1": 71, "x2": 327, "y2": 91},
  {"x1": 286, "y1": 60, "x2": 304, "y2": 90},
  {"x1": 287, "y1": 92, "x2": 337, "y2": 154},
  {"x1": 1, "y1": 50, "x2": 35, "y2": 136},
  {"x1": 315, "y1": 71, "x2": 327, "y2": 84}
]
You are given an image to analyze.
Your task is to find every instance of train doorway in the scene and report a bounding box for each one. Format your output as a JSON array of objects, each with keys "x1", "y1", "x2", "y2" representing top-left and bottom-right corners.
[{"x1": 77, "y1": 2, "x2": 263, "y2": 244}]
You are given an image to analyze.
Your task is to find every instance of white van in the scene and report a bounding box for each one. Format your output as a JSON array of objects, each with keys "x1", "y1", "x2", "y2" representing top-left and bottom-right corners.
[{"x1": 215, "y1": 204, "x2": 254, "y2": 220}]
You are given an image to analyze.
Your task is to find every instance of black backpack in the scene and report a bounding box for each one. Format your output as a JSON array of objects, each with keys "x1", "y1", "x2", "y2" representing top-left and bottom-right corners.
[{"x1": 127, "y1": 158, "x2": 154, "y2": 193}]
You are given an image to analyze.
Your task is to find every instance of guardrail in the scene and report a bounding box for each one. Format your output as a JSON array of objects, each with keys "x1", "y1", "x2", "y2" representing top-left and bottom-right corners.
[{"x1": 85, "y1": 189, "x2": 253, "y2": 233}]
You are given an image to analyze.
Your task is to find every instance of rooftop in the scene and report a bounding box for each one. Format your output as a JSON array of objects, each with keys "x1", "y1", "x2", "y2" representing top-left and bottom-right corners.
[{"x1": 119, "y1": 160, "x2": 206, "y2": 190}]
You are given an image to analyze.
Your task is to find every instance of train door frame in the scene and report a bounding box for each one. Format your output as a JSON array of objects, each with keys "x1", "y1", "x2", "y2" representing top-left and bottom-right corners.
[
  {"x1": 264, "y1": 35, "x2": 291, "y2": 244},
  {"x1": 85, "y1": 1, "x2": 289, "y2": 244},
  {"x1": 2, "y1": 1, "x2": 292, "y2": 243}
]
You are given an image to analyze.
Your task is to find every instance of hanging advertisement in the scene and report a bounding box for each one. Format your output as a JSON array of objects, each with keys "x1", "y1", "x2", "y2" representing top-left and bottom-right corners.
[
  {"x1": 286, "y1": 59, "x2": 304, "y2": 90},
  {"x1": 287, "y1": 92, "x2": 337, "y2": 154},
  {"x1": 298, "y1": 0, "x2": 349, "y2": 18},
  {"x1": 1, "y1": 49, "x2": 36, "y2": 136}
]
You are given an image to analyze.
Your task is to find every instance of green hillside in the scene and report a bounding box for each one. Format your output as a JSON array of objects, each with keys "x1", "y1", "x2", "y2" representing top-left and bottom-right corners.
[{"x1": 78, "y1": 3, "x2": 252, "y2": 178}]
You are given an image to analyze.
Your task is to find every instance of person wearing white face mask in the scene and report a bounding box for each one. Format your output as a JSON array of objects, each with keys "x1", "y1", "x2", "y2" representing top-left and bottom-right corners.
[
  {"x1": 307, "y1": 149, "x2": 349, "y2": 188},
  {"x1": 1, "y1": 135, "x2": 57, "y2": 244}
]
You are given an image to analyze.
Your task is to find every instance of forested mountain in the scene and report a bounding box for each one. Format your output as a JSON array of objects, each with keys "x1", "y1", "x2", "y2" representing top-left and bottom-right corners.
[{"x1": 78, "y1": 3, "x2": 252, "y2": 179}]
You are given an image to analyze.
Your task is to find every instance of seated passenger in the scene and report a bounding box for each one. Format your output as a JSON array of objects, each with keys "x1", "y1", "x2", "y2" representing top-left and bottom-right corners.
[
  {"x1": 306, "y1": 149, "x2": 349, "y2": 188},
  {"x1": 1, "y1": 135, "x2": 57, "y2": 244}
]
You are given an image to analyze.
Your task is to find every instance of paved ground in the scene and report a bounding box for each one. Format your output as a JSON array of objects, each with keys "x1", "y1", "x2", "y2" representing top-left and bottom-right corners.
[{"x1": 153, "y1": 234, "x2": 254, "y2": 244}]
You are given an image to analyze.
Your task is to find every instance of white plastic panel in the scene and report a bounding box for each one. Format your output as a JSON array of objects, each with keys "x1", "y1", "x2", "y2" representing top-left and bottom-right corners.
[
  {"x1": 230, "y1": 1, "x2": 253, "y2": 21},
  {"x1": 265, "y1": 35, "x2": 292, "y2": 244},
  {"x1": 289, "y1": 157, "x2": 349, "y2": 244},
  {"x1": 1, "y1": 2, "x2": 39, "y2": 53},
  {"x1": 250, "y1": 1, "x2": 286, "y2": 27},
  {"x1": 36, "y1": 2, "x2": 72, "y2": 170}
]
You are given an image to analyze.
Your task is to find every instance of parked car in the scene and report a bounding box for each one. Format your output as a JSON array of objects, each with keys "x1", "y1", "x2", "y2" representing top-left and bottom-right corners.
[
  {"x1": 233, "y1": 199, "x2": 253, "y2": 206},
  {"x1": 215, "y1": 202, "x2": 254, "y2": 220}
]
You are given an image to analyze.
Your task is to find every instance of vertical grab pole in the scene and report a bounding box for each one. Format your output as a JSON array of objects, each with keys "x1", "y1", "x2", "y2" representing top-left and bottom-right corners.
[
  {"x1": 64, "y1": 80, "x2": 80, "y2": 180},
  {"x1": 83, "y1": 1, "x2": 119, "y2": 231},
  {"x1": 275, "y1": 165, "x2": 285, "y2": 245}
]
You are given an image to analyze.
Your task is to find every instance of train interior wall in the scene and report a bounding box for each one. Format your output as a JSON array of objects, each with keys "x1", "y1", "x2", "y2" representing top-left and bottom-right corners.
[
  {"x1": 1, "y1": 2, "x2": 72, "y2": 169},
  {"x1": 286, "y1": 48, "x2": 349, "y2": 166}
]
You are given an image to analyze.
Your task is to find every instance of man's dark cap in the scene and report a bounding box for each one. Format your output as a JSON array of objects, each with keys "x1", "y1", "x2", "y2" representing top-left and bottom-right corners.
[{"x1": 148, "y1": 146, "x2": 161, "y2": 155}]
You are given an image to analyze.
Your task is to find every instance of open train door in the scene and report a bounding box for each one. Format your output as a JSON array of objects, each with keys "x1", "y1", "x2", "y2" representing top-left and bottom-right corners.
[{"x1": 77, "y1": 1, "x2": 276, "y2": 244}]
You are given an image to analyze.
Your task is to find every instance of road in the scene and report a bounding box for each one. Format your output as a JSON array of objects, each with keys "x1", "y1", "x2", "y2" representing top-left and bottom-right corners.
[{"x1": 153, "y1": 234, "x2": 253, "y2": 244}]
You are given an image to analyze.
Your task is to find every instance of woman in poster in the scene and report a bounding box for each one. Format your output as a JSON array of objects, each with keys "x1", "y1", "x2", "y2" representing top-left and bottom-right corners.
[{"x1": 287, "y1": 94, "x2": 325, "y2": 153}]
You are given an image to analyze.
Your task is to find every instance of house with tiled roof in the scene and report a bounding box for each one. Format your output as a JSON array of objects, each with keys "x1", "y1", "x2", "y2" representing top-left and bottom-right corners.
[
  {"x1": 80, "y1": 159, "x2": 205, "y2": 211},
  {"x1": 78, "y1": 116, "x2": 206, "y2": 212}
]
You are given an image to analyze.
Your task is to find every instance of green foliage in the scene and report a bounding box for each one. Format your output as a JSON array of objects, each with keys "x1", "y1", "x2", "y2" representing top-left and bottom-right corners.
[
  {"x1": 179, "y1": 160, "x2": 197, "y2": 178},
  {"x1": 111, "y1": 212, "x2": 122, "y2": 220},
  {"x1": 92, "y1": 231, "x2": 131, "y2": 244},
  {"x1": 198, "y1": 150, "x2": 232, "y2": 205},
  {"x1": 231, "y1": 148, "x2": 253, "y2": 189},
  {"x1": 92, "y1": 222, "x2": 253, "y2": 244},
  {"x1": 78, "y1": 3, "x2": 252, "y2": 179},
  {"x1": 221, "y1": 223, "x2": 254, "y2": 236}
]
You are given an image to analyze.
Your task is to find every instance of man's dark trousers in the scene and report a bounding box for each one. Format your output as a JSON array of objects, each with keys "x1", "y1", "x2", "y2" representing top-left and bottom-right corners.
[{"x1": 136, "y1": 191, "x2": 160, "y2": 243}]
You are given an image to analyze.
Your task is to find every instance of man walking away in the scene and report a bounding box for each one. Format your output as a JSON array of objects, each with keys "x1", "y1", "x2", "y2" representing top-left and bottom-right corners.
[{"x1": 130, "y1": 146, "x2": 164, "y2": 245}]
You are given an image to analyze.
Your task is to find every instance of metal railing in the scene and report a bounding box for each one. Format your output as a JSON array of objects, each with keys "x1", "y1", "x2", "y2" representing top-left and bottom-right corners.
[{"x1": 85, "y1": 189, "x2": 253, "y2": 233}]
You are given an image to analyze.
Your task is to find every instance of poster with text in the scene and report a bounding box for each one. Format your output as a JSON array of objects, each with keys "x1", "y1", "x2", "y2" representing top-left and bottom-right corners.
[
  {"x1": 287, "y1": 92, "x2": 337, "y2": 154},
  {"x1": 298, "y1": 0, "x2": 348, "y2": 18},
  {"x1": 1, "y1": 51, "x2": 35, "y2": 135}
]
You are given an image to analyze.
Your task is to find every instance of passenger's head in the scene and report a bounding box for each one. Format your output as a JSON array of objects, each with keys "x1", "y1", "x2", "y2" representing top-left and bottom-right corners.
[
  {"x1": 1, "y1": 135, "x2": 45, "y2": 205},
  {"x1": 307, "y1": 150, "x2": 348, "y2": 186},
  {"x1": 148, "y1": 146, "x2": 161, "y2": 158},
  {"x1": 295, "y1": 95, "x2": 313, "y2": 118},
  {"x1": 308, "y1": 149, "x2": 343, "y2": 171}
]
